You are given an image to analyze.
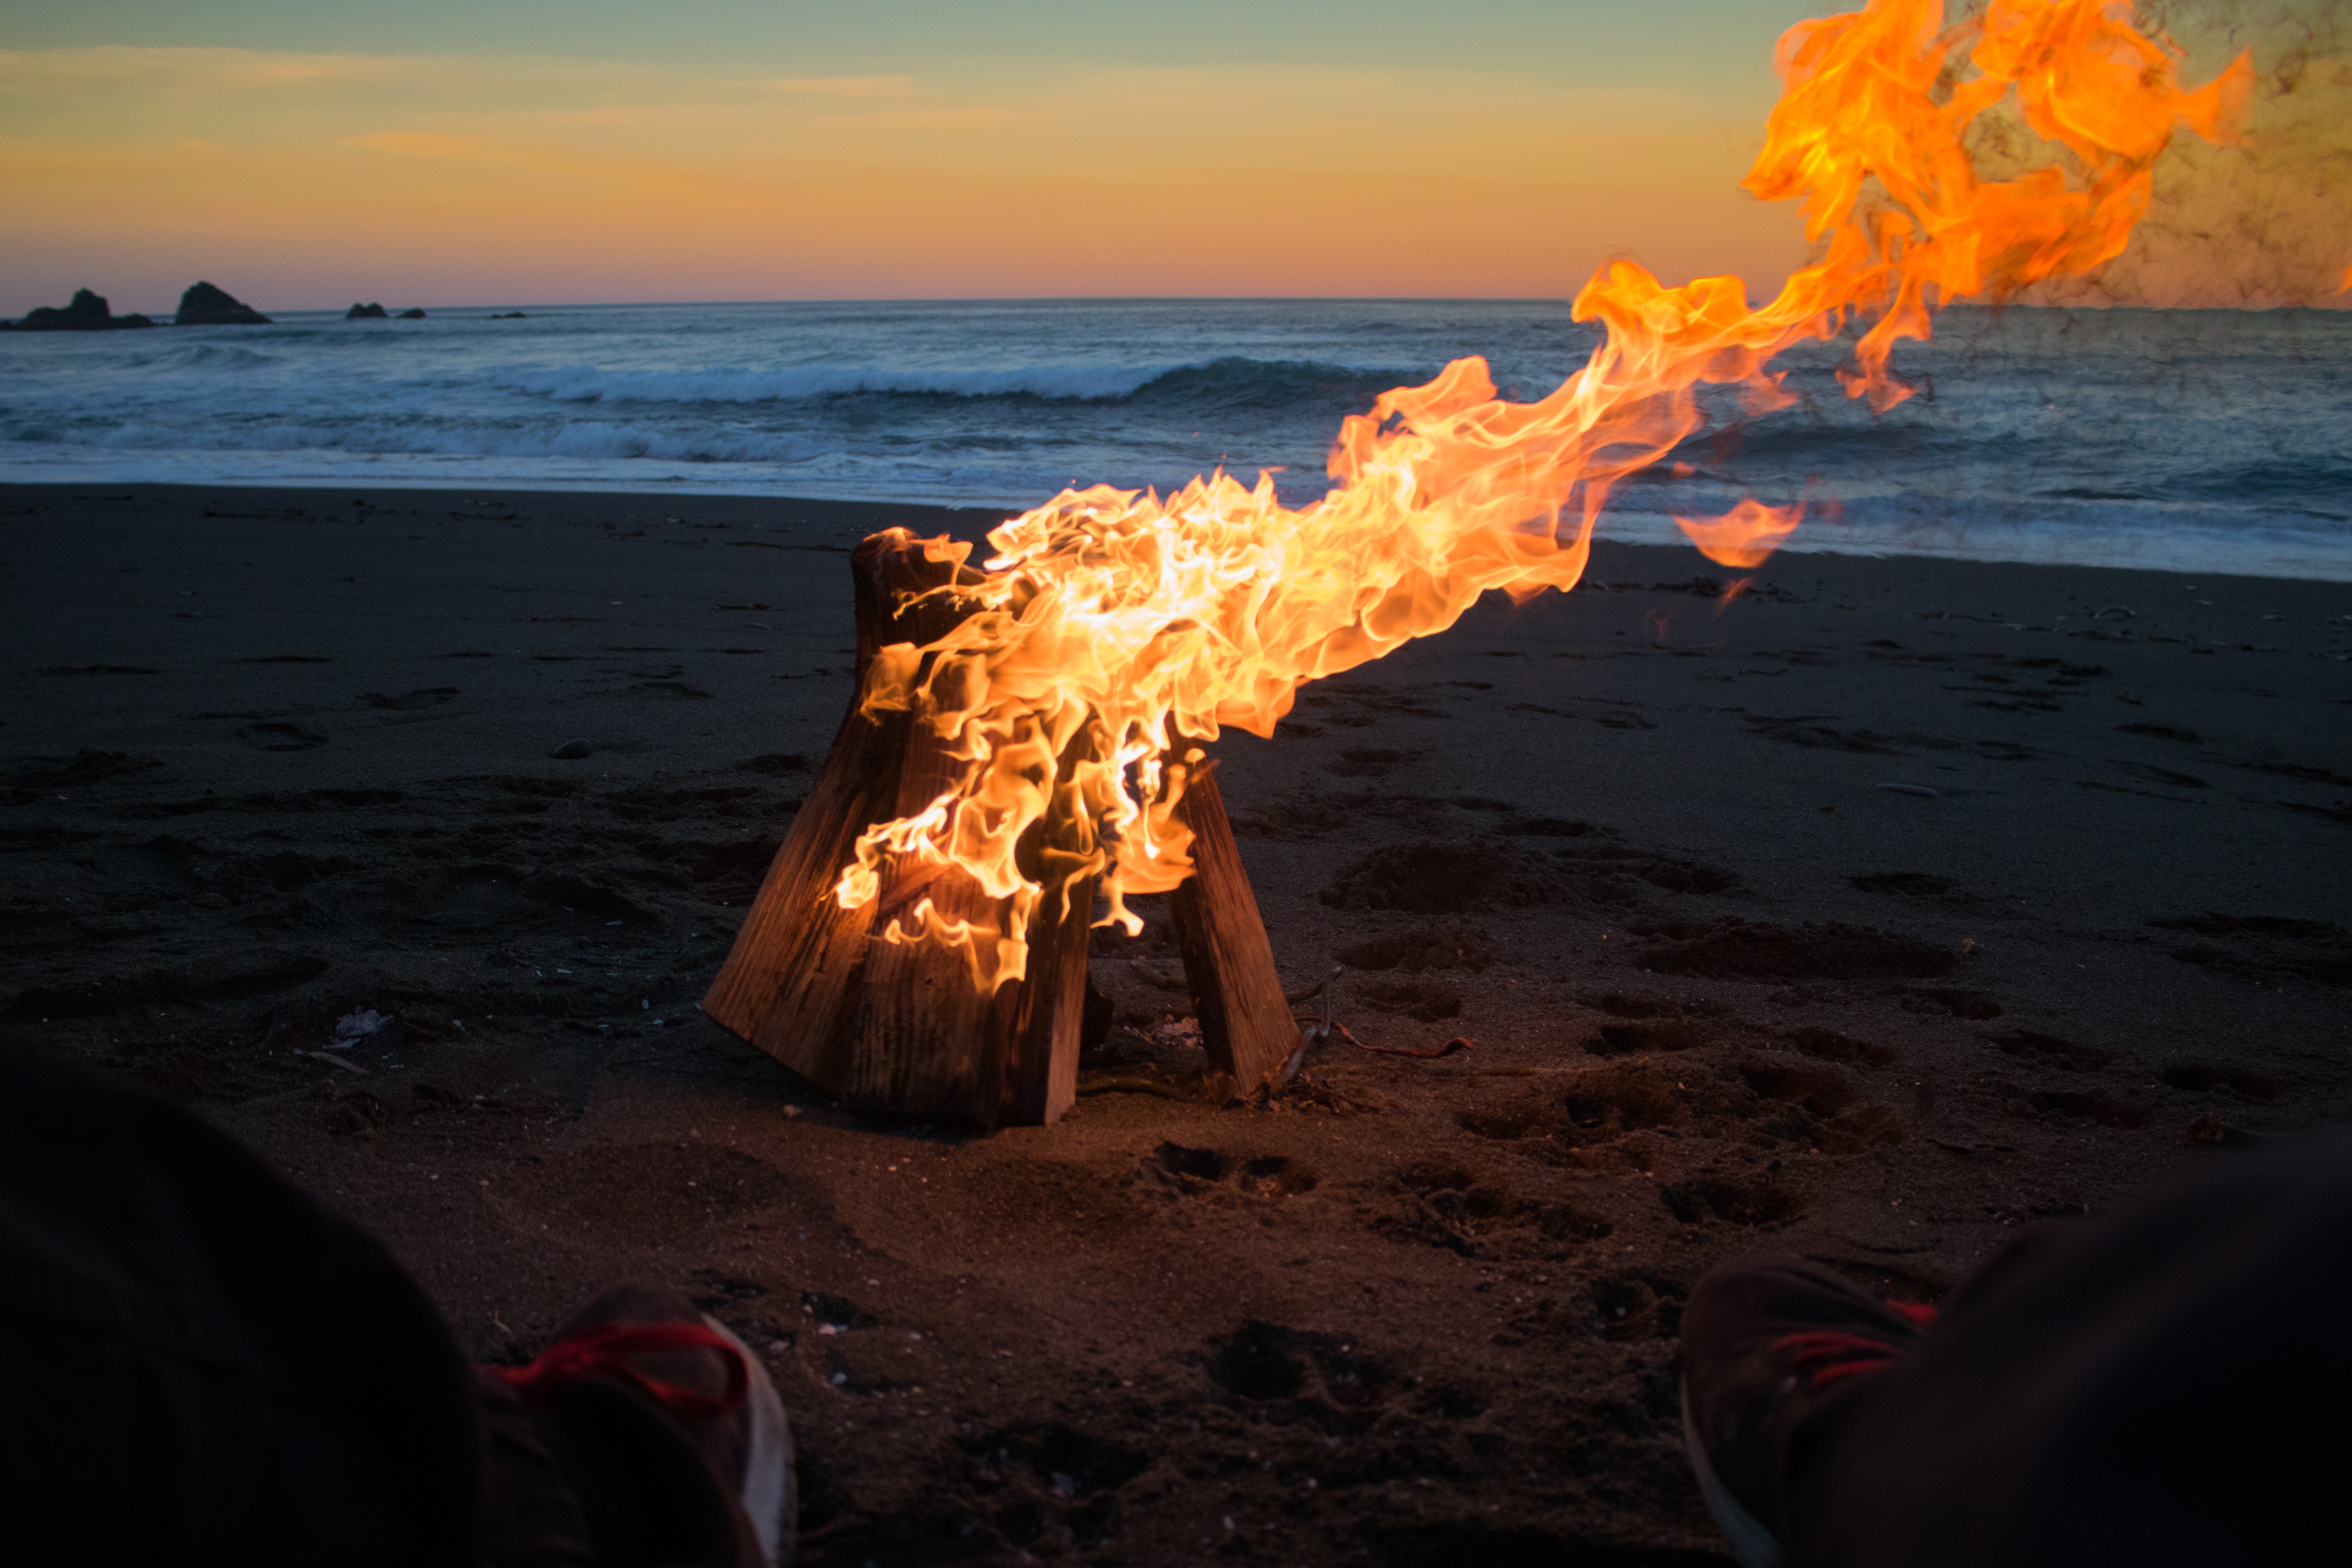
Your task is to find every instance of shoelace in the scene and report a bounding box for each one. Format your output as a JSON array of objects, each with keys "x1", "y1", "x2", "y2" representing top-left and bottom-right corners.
[
  {"x1": 1772, "y1": 1330, "x2": 1903, "y2": 1388},
  {"x1": 486, "y1": 1322, "x2": 749, "y2": 1418},
  {"x1": 1773, "y1": 1301, "x2": 1938, "y2": 1390}
]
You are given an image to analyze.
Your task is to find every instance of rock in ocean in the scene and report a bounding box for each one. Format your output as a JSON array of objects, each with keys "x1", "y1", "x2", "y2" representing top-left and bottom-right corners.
[
  {"x1": 396, "y1": 307, "x2": 427, "y2": 319},
  {"x1": 175, "y1": 282, "x2": 272, "y2": 326},
  {"x1": 1, "y1": 289, "x2": 154, "y2": 332},
  {"x1": 347, "y1": 302, "x2": 389, "y2": 319}
]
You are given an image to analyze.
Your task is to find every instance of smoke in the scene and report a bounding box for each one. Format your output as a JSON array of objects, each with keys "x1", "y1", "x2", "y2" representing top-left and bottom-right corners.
[{"x1": 2041, "y1": 0, "x2": 2350, "y2": 306}]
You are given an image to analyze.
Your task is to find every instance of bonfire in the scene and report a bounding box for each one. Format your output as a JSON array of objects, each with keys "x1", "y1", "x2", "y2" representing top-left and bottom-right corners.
[{"x1": 707, "y1": 0, "x2": 2250, "y2": 1125}]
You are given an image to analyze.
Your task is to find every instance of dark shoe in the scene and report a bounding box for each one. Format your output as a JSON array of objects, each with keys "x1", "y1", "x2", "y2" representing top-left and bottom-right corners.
[
  {"x1": 1678, "y1": 1254, "x2": 1931, "y2": 1568},
  {"x1": 489, "y1": 1285, "x2": 794, "y2": 1567}
]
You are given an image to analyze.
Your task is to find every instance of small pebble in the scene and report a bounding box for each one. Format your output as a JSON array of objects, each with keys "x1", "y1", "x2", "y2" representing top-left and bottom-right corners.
[{"x1": 549, "y1": 738, "x2": 593, "y2": 759}]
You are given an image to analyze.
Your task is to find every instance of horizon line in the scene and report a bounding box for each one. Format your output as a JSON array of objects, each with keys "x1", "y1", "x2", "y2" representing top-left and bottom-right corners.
[{"x1": 16, "y1": 293, "x2": 2347, "y2": 320}]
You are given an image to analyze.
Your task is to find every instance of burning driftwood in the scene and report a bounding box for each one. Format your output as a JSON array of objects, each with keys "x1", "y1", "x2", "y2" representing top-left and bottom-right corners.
[{"x1": 703, "y1": 531, "x2": 1294, "y2": 1126}]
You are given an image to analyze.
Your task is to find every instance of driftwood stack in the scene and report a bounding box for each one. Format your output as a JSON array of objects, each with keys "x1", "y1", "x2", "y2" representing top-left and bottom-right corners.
[{"x1": 703, "y1": 530, "x2": 1295, "y2": 1127}]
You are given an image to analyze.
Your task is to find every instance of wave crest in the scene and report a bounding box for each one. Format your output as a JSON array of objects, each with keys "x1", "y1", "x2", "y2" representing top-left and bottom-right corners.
[{"x1": 508, "y1": 354, "x2": 1418, "y2": 409}]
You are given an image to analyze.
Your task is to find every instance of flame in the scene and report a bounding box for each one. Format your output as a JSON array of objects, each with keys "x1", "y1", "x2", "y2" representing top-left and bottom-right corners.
[
  {"x1": 1674, "y1": 499, "x2": 1808, "y2": 569},
  {"x1": 832, "y1": 0, "x2": 2249, "y2": 993}
]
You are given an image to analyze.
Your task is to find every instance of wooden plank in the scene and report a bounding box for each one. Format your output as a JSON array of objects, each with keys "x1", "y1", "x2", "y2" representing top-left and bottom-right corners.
[
  {"x1": 700, "y1": 532, "x2": 968, "y2": 1092},
  {"x1": 999, "y1": 850, "x2": 1099, "y2": 1126},
  {"x1": 839, "y1": 699, "x2": 1019, "y2": 1124},
  {"x1": 831, "y1": 537, "x2": 1032, "y2": 1123},
  {"x1": 994, "y1": 717, "x2": 1107, "y2": 1126},
  {"x1": 703, "y1": 523, "x2": 1152, "y2": 1126},
  {"x1": 1166, "y1": 752, "x2": 1297, "y2": 1101}
]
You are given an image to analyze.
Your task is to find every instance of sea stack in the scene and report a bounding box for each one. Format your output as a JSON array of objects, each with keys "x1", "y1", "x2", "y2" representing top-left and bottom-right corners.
[
  {"x1": 175, "y1": 282, "x2": 272, "y2": 326},
  {"x1": 1, "y1": 289, "x2": 155, "y2": 332},
  {"x1": 396, "y1": 307, "x2": 427, "y2": 320},
  {"x1": 347, "y1": 301, "x2": 389, "y2": 319}
]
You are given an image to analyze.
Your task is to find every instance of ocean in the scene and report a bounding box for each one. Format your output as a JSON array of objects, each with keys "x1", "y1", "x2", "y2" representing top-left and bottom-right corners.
[{"x1": 3, "y1": 298, "x2": 2346, "y2": 580}]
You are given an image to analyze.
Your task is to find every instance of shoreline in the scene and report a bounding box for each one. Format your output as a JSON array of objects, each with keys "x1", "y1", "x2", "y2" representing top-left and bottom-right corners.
[
  {"x1": 6, "y1": 479, "x2": 2350, "y2": 588},
  {"x1": 4, "y1": 480, "x2": 2347, "y2": 1564}
]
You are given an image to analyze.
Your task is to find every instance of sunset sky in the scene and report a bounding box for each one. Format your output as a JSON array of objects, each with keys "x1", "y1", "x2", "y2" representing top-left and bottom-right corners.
[{"x1": 2, "y1": 0, "x2": 2338, "y2": 311}]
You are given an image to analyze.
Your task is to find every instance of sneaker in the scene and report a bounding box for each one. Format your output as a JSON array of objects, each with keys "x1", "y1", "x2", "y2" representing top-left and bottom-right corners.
[
  {"x1": 489, "y1": 1285, "x2": 795, "y2": 1567},
  {"x1": 1678, "y1": 1254, "x2": 1931, "y2": 1568}
]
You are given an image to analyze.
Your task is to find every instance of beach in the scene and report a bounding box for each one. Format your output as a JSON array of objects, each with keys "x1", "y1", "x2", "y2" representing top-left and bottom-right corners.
[{"x1": 5, "y1": 480, "x2": 2348, "y2": 1565}]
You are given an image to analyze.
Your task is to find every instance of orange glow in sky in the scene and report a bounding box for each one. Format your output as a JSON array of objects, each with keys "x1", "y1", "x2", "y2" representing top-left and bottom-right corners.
[
  {"x1": 0, "y1": 48, "x2": 1813, "y2": 309},
  {"x1": 0, "y1": 1, "x2": 2344, "y2": 311}
]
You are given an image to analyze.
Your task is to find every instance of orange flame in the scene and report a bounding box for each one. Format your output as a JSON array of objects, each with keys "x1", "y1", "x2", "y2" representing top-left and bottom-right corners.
[
  {"x1": 833, "y1": 0, "x2": 2249, "y2": 992},
  {"x1": 1674, "y1": 499, "x2": 1808, "y2": 569}
]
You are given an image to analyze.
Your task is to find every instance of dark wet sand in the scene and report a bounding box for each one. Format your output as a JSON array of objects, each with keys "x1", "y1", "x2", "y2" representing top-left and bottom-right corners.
[{"x1": 4, "y1": 482, "x2": 2349, "y2": 1565}]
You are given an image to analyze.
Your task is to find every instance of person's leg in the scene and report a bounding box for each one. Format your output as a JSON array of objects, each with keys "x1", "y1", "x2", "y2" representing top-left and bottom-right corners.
[
  {"x1": 1683, "y1": 1129, "x2": 2352, "y2": 1568},
  {"x1": 0, "y1": 1037, "x2": 790, "y2": 1567},
  {"x1": 0, "y1": 1037, "x2": 484, "y2": 1567}
]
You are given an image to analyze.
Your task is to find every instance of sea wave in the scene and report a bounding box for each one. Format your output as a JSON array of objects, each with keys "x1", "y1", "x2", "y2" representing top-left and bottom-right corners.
[
  {"x1": 113, "y1": 342, "x2": 287, "y2": 372},
  {"x1": 507, "y1": 354, "x2": 1420, "y2": 409},
  {"x1": 3, "y1": 299, "x2": 2344, "y2": 579},
  {"x1": 1602, "y1": 498, "x2": 2352, "y2": 580},
  {"x1": 76, "y1": 416, "x2": 838, "y2": 467},
  {"x1": 2162, "y1": 459, "x2": 2352, "y2": 510},
  {"x1": 514, "y1": 361, "x2": 1188, "y2": 405},
  {"x1": 1645, "y1": 418, "x2": 2352, "y2": 513},
  {"x1": 1122, "y1": 358, "x2": 1420, "y2": 415}
]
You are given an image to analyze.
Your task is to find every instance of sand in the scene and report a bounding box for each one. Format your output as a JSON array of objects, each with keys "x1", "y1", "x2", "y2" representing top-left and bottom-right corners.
[{"x1": 4, "y1": 481, "x2": 2349, "y2": 1565}]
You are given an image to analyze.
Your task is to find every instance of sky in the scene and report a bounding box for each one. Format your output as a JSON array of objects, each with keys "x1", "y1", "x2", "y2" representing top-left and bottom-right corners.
[{"x1": 0, "y1": 0, "x2": 2336, "y2": 310}]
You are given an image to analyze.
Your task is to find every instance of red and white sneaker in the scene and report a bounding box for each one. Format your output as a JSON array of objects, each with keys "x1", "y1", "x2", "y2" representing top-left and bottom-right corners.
[
  {"x1": 1678, "y1": 1254, "x2": 1932, "y2": 1568},
  {"x1": 489, "y1": 1284, "x2": 794, "y2": 1567}
]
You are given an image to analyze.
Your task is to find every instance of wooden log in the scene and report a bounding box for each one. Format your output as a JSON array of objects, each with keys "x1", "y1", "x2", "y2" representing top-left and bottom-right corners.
[
  {"x1": 705, "y1": 527, "x2": 1100, "y2": 1126},
  {"x1": 700, "y1": 531, "x2": 968, "y2": 1089},
  {"x1": 838, "y1": 684, "x2": 1021, "y2": 1122},
  {"x1": 995, "y1": 722, "x2": 1107, "y2": 1125},
  {"x1": 841, "y1": 679, "x2": 1105, "y2": 1126},
  {"x1": 708, "y1": 527, "x2": 1296, "y2": 1126},
  {"x1": 1001, "y1": 859, "x2": 1098, "y2": 1125},
  {"x1": 1166, "y1": 750, "x2": 1298, "y2": 1101}
]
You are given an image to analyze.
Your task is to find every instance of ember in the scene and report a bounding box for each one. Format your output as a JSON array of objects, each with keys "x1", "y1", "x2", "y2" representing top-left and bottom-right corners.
[{"x1": 709, "y1": 0, "x2": 2250, "y2": 1122}]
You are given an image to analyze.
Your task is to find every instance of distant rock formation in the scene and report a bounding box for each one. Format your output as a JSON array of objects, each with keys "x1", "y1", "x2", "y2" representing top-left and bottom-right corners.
[
  {"x1": 347, "y1": 302, "x2": 389, "y2": 319},
  {"x1": 0, "y1": 288, "x2": 154, "y2": 332},
  {"x1": 490, "y1": 311, "x2": 528, "y2": 319},
  {"x1": 176, "y1": 282, "x2": 272, "y2": 326},
  {"x1": 396, "y1": 307, "x2": 427, "y2": 320}
]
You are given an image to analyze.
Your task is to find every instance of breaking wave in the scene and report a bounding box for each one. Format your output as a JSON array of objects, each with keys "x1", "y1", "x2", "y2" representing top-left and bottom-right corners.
[{"x1": 507, "y1": 355, "x2": 1417, "y2": 410}]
